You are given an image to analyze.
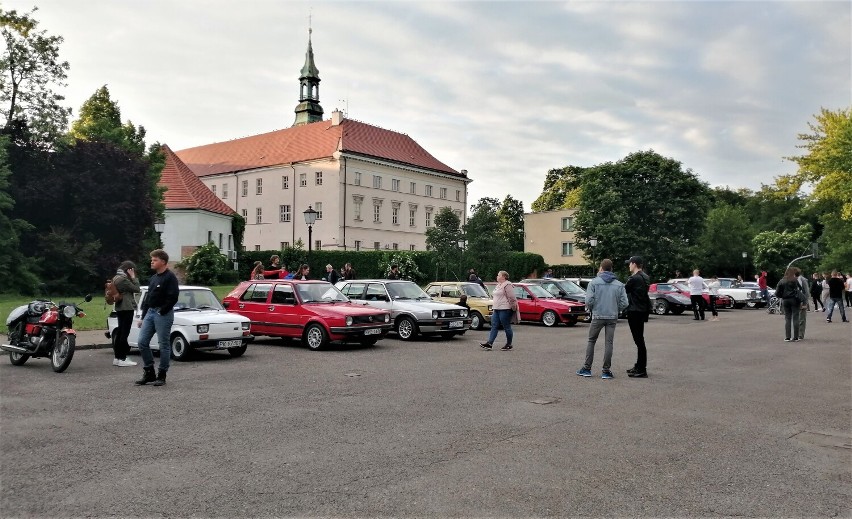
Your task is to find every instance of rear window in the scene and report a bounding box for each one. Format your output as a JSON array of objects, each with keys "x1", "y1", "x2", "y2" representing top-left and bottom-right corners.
[{"x1": 240, "y1": 283, "x2": 272, "y2": 303}]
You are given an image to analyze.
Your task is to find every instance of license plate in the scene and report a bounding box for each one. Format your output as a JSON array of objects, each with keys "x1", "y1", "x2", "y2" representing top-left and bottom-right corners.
[
  {"x1": 218, "y1": 340, "x2": 242, "y2": 348},
  {"x1": 364, "y1": 328, "x2": 381, "y2": 336},
  {"x1": 449, "y1": 321, "x2": 463, "y2": 328}
]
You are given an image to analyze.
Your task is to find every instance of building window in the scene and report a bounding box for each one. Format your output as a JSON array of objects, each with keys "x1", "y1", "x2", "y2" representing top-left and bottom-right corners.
[
  {"x1": 439, "y1": 187, "x2": 447, "y2": 199},
  {"x1": 354, "y1": 240, "x2": 361, "y2": 251},
  {"x1": 410, "y1": 182, "x2": 416, "y2": 194},
  {"x1": 409, "y1": 208, "x2": 416, "y2": 227},
  {"x1": 392, "y1": 178, "x2": 400, "y2": 192},
  {"x1": 254, "y1": 245, "x2": 260, "y2": 251},
  {"x1": 222, "y1": 184, "x2": 228, "y2": 199},
  {"x1": 279, "y1": 205, "x2": 291, "y2": 222},
  {"x1": 353, "y1": 197, "x2": 363, "y2": 221},
  {"x1": 211, "y1": 184, "x2": 217, "y2": 196},
  {"x1": 354, "y1": 172, "x2": 361, "y2": 186},
  {"x1": 561, "y1": 242, "x2": 574, "y2": 256},
  {"x1": 454, "y1": 210, "x2": 462, "y2": 220},
  {"x1": 426, "y1": 209, "x2": 432, "y2": 227},
  {"x1": 299, "y1": 173, "x2": 307, "y2": 187},
  {"x1": 456, "y1": 190, "x2": 461, "y2": 201},
  {"x1": 392, "y1": 203, "x2": 400, "y2": 225},
  {"x1": 426, "y1": 185, "x2": 433, "y2": 197},
  {"x1": 282, "y1": 175, "x2": 289, "y2": 189},
  {"x1": 374, "y1": 241, "x2": 380, "y2": 251},
  {"x1": 241, "y1": 208, "x2": 247, "y2": 218},
  {"x1": 410, "y1": 244, "x2": 416, "y2": 251},
  {"x1": 373, "y1": 203, "x2": 381, "y2": 223},
  {"x1": 315, "y1": 202, "x2": 322, "y2": 219},
  {"x1": 256, "y1": 207, "x2": 262, "y2": 224},
  {"x1": 228, "y1": 235, "x2": 232, "y2": 250},
  {"x1": 315, "y1": 171, "x2": 323, "y2": 185},
  {"x1": 373, "y1": 175, "x2": 382, "y2": 189},
  {"x1": 256, "y1": 178, "x2": 263, "y2": 195},
  {"x1": 561, "y1": 217, "x2": 575, "y2": 232},
  {"x1": 218, "y1": 233, "x2": 223, "y2": 249},
  {"x1": 315, "y1": 240, "x2": 322, "y2": 250},
  {"x1": 241, "y1": 180, "x2": 248, "y2": 197},
  {"x1": 392, "y1": 243, "x2": 398, "y2": 250},
  {"x1": 207, "y1": 230, "x2": 212, "y2": 243},
  {"x1": 280, "y1": 241, "x2": 289, "y2": 249}
]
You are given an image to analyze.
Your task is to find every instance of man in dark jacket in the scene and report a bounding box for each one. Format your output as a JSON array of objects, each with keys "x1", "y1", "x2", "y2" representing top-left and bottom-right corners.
[
  {"x1": 624, "y1": 256, "x2": 651, "y2": 378},
  {"x1": 135, "y1": 249, "x2": 179, "y2": 387}
]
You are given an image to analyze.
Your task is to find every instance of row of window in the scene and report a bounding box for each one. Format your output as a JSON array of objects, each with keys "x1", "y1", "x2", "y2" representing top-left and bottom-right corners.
[
  {"x1": 211, "y1": 173, "x2": 462, "y2": 201},
  {"x1": 241, "y1": 201, "x2": 460, "y2": 228},
  {"x1": 205, "y1": 231, "x2": 233, "y2": 251},
  {"x1": 250, "y1": 241, "x2": 417, "y2": 252}
]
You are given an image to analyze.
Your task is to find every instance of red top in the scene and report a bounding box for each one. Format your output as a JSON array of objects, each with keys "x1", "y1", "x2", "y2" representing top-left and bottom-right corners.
[{"x1": 758, "y1": 272, "x2": 767, "y2": 289}]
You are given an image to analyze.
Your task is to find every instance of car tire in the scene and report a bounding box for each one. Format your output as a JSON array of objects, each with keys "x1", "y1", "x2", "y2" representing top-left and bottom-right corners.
[
  {"x1": 171, "y1": 334, "x2": 192, "y2": 361},
  {"x1": 304, "y1": 323, "x2": 328, "y2": 351},
  {"x1": 469, "y1": 311, "x2": 484, "y2": 330},
  {"x1": 653, "y1": 299, "x2": 669, "y2": 315},
  {"x1": 541, "y1": 310, "x2": 558, "y2": 327},
  {"x1": 396, "y1": 316, "x2": 418, "y2": 341},
  {"x1": 228, "y1": 344, "x2": 247, "y2": 357}
]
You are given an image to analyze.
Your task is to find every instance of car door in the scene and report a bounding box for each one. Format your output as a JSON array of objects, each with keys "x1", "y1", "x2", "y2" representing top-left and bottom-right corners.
[
  {"x1": 440, "y1": 284, "x2": 462, "y2": 306},
  {"x1": 235, "y1": 283, "x2": 274, "y2": 335},
  {"x1": 366, "y1": 283, "x2": 394, "y2": 315},
  {"x1": 268, "y1": 283, "x2": 300, "y2": 338},
  {"x1": 513, "y1": 286, "x2": 533, "y2": 321},
  {"x1": 126, "y1": 289, "x2": 147, "y2": 347},
  {"x1": 340, "y1": 282, "x2": 367, "y2": 304}
]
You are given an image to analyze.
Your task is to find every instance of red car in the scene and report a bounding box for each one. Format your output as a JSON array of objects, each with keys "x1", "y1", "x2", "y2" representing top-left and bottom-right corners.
[
  {"x1": 650, "y1": 282, "x2": 734, "y2": 309},
  {"x1": 512, "y1": 283, "x2": 587, "y2": 326},
  {"x1": 222, "y1": 280, "x2": 392, "y2": 350}
]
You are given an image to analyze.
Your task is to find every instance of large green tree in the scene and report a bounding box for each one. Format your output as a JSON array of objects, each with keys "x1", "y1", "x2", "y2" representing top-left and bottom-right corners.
[
  {"x1": 497, "y1": 195, "x2": 524, "y2": 251},
  {"x1": 752, "y1": 224, "x2": 814, "y2": 280},
  {"x1": 0, "y1": 7, "x2": 70, "y2": 146},
  {"x1": 425, "y1": 206, "x2": 463, "y2": 278},
  {"x1": 0, "y1": 134, "x2": 38, "y2": 293},
  {"x1": 574, "y1": 150, "x2": 711, "y2": 278},
  {"x1": 464, "y1": 197, "x2": 506, "y2": 269},
  {"x1": 695, "y1": 204, "x2": 754, "y2": 277},
  {"x1": 531, "y1": 165, "x2": 585, "y2": 212}
]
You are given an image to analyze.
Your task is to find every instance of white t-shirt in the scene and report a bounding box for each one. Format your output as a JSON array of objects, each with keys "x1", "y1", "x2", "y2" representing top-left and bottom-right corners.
[
  {"x1": 688, "y1": 275, "x2": 705, "y2": 296},
  {"x1": 846, "y1": 277, "x2": 852, "y2": 292}
]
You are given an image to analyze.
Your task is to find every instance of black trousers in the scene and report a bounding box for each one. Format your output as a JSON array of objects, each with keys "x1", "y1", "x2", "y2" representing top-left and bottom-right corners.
[
  {"x1": 691, "y1": 295, "x2": 705, "y2": 320},
  {"x1": 811, "y1": 294, "x2": 823, "y2": 310},
  {"x1": 708, "y1": 295, "x2": 718, "y2": 316},
  {"x1": 627, "y1": 312, "x2": 647, "y2": 371},
  {"x1": 114, "y1": 310, "x2": 134, "y2": 360}
]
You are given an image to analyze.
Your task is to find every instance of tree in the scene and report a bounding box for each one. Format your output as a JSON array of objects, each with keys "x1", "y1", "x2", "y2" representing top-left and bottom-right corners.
[
  {"x1": 752, "y1": 224, "x2": 813, "y2": 279},
  {"x1": 379, "y1": 252, "x2": 424, "y2": 283},
  {"x1": 531, "y1": 166, "x2": 585, "y2": 212},
  {"x1": 0, "y1": 7, "x2": 71, "y2": 146},
  {"x1": 184, "y1": 242, "x2": 229, "y2": 285},
  {"x1": 695, "y1": 204, "x2": 754, "y2": 277},
  {"x1": 425, "y1": 207, "x2": 462, "y2": 278},
  {"x1": 0, "y1": 134, "x2": 38, "y2": 293},
  {"x1": 574, "y1": 150, "x2": 711, "y2": 278},
  {"x1": 464, "y1": 197, "x2": 506, "y2": 268},
  {"x1": 497, "y1": 195, "x2": 525, "y2": 251}
]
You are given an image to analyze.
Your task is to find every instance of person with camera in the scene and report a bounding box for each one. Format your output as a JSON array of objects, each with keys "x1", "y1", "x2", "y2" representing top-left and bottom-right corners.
[{"x1": 112, "y1": 260, "x2": 141, "y2": 367}]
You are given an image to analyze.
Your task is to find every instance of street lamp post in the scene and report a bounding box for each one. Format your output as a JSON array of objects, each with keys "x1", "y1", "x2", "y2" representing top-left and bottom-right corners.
[
  {"x1": 742, "y1": 251, "x2": 747, "y2": 280},
  {"x1": 589, "y1": 236, "x2": 598, "y2": 274},
  {"x1": 154, "y1": 218, "x2": 165, "y2": 247},
  {"x1": 303, "y1": 206, "x2": 318, "y2": 260}
]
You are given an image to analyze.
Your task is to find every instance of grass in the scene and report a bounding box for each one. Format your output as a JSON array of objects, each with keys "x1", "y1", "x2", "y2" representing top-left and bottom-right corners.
[{"x1": 0, "y1": 285, "x2": 239, "y2": 332}]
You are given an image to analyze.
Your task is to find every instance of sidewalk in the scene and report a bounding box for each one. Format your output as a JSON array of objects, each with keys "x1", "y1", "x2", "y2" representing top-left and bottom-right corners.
[{"x1": 0, "y1": 329, "x2": 112, "y2": 351}]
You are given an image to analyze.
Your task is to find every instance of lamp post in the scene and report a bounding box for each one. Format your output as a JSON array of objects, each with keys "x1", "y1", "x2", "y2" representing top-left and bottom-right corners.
[
  {"x1": 154, "y1": 218, "x2": 165, "y2": 247},
  {"x1": 589, "y1": 236, "x2": 598, "y2": 275},
  {"x1": 303, "y1": 206, "x2": 318, "y2": 259},
  {"x1": 742, "y1": 251, "x2": 747, "y2": 280}
]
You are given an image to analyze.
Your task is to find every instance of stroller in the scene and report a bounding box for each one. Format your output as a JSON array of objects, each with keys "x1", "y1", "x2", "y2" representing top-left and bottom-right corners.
[{"x1": 766, "y1": 295, "x2": 782, "y2": 315}]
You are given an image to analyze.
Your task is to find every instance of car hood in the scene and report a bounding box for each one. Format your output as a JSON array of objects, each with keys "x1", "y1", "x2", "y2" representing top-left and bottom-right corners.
[
  {"x1": 173, "y1": 309, "x2": 250, "y2": 324},
  {"x1": 531, "y1": 299, "x2": 584, "y2": 308},
  {"x1": 391, "y1": 300, "x2": 464, "y2": 311},
  {"x1": 303, "y1": 302, "x2": 388, "y2": 318}
]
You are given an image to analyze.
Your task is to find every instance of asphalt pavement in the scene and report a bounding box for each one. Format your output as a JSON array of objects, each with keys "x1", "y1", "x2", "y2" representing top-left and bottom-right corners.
[{"x1": 1, "y1": 307, "x2": 850, "y2": 517}]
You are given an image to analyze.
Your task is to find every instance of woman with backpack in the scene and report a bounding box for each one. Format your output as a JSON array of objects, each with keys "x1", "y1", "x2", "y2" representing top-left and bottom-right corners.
[
  {"x1": 776, "y1": 267, "x2": 805, "y2": 342},
  {"x1": 112, "y1": 260, "x2": 141, "y2": 366}
]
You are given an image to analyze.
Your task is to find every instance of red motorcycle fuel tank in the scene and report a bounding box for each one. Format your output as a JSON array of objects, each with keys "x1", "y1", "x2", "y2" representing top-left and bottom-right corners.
[{"x1": 39, "y1": 309, "x2": 59, "y2": 325}]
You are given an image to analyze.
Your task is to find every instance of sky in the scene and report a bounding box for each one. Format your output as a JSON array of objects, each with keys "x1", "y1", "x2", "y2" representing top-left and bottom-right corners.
[{"x1": 8, "y1": 0, "x2": 851, "y2": 210}]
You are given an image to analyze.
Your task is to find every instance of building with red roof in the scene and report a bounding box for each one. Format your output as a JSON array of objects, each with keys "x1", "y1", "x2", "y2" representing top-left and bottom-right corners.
[{"x1": 173, "y1": 29, "x2": 470, "y2": 255}]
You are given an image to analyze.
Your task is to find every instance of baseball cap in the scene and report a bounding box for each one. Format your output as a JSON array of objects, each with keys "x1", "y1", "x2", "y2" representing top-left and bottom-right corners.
[{"x1": 625, "y1": 256, "x2": 643, "y2": 267}]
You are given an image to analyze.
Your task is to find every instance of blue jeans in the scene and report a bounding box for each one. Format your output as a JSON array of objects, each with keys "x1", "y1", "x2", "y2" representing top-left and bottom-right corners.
[
  {"x1": 487, "y1": 309, "x2": 514, "y2": 345},
  {"x1": 137, "y1": 309, "x2": 174, "y2": 372},
  {"x1": 826, "y1": 298, "x2": 847, "y2": 321},
  {"x1": 583, "y1": 318, "x2": 617, "y2": 372}
]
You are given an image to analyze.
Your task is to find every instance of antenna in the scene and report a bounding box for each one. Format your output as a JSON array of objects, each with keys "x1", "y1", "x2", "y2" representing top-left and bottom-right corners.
[{"x1": 338, "y1": 98, "x2": 349, "y2": 117}]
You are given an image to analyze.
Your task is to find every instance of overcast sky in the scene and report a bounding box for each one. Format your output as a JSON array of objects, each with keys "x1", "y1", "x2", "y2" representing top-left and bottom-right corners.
[{"x1": 10, "y1": 0, "x2": 851, "y2": 210}]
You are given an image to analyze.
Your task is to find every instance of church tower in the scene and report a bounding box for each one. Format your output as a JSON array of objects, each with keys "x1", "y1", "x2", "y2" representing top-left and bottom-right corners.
[{"x1": 293, "y1": 27, "x2": 324, "y2": 126}]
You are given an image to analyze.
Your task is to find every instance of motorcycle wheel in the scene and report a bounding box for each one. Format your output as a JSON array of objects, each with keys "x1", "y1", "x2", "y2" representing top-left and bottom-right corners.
[
  {"x1": 7, "y1": 323, "x2": 30, "y2": 365},
  {"x1": 10, "y1": 351, "x2": 30, "y2": 365},
  {"x1": 51, "y1": 333, "x2": 75, "y2": 373}
]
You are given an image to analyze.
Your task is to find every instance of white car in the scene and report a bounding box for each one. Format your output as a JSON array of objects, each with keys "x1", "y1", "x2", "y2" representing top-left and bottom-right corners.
[
  {"x1": 670, "y1": 277, "x2": 763, "y2": 308},
  {"x1": 106, "y1": 285, "x2": 253, "y2": 361},
  {"x1": 335, "y1": 280, "x2": 471, "y2": 340}
]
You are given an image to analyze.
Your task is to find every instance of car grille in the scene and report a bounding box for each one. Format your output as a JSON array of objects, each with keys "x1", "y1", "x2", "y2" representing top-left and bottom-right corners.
[
  {"x1": 352, "y1": 315, "x2": 383, "y2": 325},
  {"x1": 439, "y1": 309, "x2": 467, "y2": 318}
]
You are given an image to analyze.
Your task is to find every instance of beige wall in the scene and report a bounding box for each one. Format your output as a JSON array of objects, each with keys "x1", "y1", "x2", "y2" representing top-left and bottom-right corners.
[{"x1": 523, "y1": 209, "x2": 589, "y2": 266}]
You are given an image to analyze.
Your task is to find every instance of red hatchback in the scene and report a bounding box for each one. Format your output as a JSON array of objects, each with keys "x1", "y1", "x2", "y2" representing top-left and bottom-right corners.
[
  {"x1": 222, "y1": 280, "x2": 392, "y2": 350},
  {"x1": 512, "y1": 283, "x2": 587, "y2": 326}
]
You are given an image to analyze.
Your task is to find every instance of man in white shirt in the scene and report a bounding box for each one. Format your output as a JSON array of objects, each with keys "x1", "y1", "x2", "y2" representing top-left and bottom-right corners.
[
  {"x1": 845, "y1": 274, "x2": 852, "y2": 308},
  {"x1": 687, "y1": 269, "x2": 706, "y2": 321}
]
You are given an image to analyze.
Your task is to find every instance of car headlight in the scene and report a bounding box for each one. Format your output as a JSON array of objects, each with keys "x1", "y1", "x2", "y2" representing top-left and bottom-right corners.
[
  {"x1": 241, "y1": 322, "x2": 250, "y2": 330},
  {"x1": 63, "y1": 306, "x2": 76, "y2": 318},
  {"x1": 346, "y1": 316, "x2": 353, "y2": 326},
  {"x1": 432, "y1": 310, "x2": 438, "y2": 319},
  {"x1": 384, "y1": 313, "x2": 390, "y2": 323},
  {"x1": 461, "y1": 309, "x2": 468, "y2": 317},
  {"x1": 197, "y1": 324, "x2": 209, "y2": 334}
]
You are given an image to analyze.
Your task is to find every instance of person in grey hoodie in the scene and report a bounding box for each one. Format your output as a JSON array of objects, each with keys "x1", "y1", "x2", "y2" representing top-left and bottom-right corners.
[{"x1": 576, "y1": 259, "x2": 629, "y2": 379}]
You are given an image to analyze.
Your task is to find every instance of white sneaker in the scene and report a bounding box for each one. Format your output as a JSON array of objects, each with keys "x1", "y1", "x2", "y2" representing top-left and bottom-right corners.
[{"x1": 113, "y1": 358, "x2": 137, "y2": 367}]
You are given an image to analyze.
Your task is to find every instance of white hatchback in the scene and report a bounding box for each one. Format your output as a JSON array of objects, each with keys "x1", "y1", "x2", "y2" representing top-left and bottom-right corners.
[{"x1": 106, "y1": 285, "x2": 253, "y2": 361}]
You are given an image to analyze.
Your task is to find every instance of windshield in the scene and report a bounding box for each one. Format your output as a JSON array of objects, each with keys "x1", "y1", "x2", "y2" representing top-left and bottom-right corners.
[
  {"x1": 555, "y1": 280, "x2": 584, "y2": 294},
  {"x1": 462, "y1": 284, "x2": 490, "y2": 297},
  {"x1": 526, "y1": 284, "x2": 554, "y2": 298},
  {"x1": 387, "y1": 281, "x2": 431, "y2": 300},
  {"x1": 674, "y1": 283, "x2": 690, "y2": 292},
  {"x1": 296, "y1": 283, "x2": 349, "y2": 303},
  {"x1": 174, "y1": 289, "x2": 224, "y2": 311}
]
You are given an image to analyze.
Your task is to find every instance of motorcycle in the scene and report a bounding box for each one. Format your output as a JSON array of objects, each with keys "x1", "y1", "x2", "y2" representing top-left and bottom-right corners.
[{"x1": 2, "y1": 294, "x2": 92, "y2": 373}]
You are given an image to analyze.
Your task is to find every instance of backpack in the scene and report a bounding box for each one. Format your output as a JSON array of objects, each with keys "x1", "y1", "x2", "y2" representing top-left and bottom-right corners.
[{"x1": 105, "y1": 279, "x2": 122, "y2": 305}]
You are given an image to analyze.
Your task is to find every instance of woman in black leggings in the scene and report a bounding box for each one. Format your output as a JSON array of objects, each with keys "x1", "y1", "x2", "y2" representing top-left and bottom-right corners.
[{"x1": 810, "y1": 272, "x2": 824, "y2": 311}]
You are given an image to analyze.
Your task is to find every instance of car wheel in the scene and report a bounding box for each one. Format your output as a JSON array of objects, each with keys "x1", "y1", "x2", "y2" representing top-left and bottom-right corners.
[
  {"x1": 541, "y1": 310, "x2": 557, "y2": 327},
  {"x1": 170, "y1": 334, "x2": 192, "y2": 361},
  {"x1": 653, "y1": 299, "x2": 669, "y2": 315},
  {"x1": 304, "y1": 323, "x2": 328, "y2": 350},
  {"x1": 469, "y1": 311, "x2": 484, "y2": 330},
  {"x1": 227, "y1": 344, "x2": 247, "y2": 357},
  {"x1": 396, "y1": 316, "x2": 418, "y2": 341}
]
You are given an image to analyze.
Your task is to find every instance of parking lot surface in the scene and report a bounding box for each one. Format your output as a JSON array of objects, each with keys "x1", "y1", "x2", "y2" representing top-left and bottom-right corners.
[{"x1": 2, "y1": 309, "x2": 850, "y2": 517}]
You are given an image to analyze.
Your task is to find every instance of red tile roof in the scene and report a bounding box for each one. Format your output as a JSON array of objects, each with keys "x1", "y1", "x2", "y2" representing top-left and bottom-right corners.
[
  {"x1": 160, "y1": 145, "x2": 235, "y2": 216},
  {"x1": 175, "y1": 118, "x2": 463, "y2": 178}
]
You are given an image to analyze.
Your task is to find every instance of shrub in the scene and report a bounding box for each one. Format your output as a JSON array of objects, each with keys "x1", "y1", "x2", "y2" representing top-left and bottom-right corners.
[{"x1": 183, "y1": 242, "x2": 229, "y2": 285}]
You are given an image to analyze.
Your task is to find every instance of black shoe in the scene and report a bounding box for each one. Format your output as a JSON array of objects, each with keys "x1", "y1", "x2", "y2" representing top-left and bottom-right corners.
[
  {"x1": 135, "y1": 367, "x2": 156, "y2": 385},
  {"x1": 693, "y1": 318, "x2": 700, "y2": 320},
  {"x1": 628, "y1": 370, "x2": 648, "y2": 378},
  {"x1": 500, "y1": 344, "x2": 513, "y2": 351},
  {"x1": 626, "y1": 367, "x2": 639, "y2": 374},
  {"x1": 479, "y1": 342, "x2": 492, "y2": 350},
  {"x1": 152, "y1": 370, "x2": 167, "y2": 387}
]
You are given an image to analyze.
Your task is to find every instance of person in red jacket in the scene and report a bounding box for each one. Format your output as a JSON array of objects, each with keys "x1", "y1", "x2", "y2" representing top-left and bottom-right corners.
[
  {"x1": 758, "y1": 271, "x2": 769, "y2": 305},
  {"x1": 262, "y1": 255, "x2": 288, "y2": 279}
]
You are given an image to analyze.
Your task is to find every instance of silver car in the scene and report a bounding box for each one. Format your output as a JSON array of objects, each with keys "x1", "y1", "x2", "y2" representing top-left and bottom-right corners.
[{"x1": 336, "y1": 280, "x2": 471, "y2": 340}]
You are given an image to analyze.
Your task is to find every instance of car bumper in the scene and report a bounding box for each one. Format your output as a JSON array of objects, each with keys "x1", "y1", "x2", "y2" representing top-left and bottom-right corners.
[
  {"x1": 417, "y1": 319, "x2": 472, "y2": 333},
  {"x1": 328, "y1": 324, "x2": 393, "y2": 339},
  {"x1": 190, "y1": 336, "x2": 254, "y2": 350}
]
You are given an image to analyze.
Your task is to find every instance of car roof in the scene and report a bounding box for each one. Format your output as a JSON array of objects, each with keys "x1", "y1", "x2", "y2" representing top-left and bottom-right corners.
[
  {"x1": 145, "y1": 285, "x2": 211, "y2": 291},
  {"x1": 341, "y1": 279, "x2": 414, "y2": 283},
  {"x1": 426, "y1": 281, "x2": 479, "y2": 285}
]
